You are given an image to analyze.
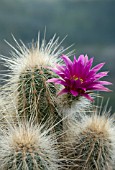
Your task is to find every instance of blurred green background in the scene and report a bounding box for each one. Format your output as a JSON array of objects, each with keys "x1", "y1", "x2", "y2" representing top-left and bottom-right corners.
[{"x1": 0, "y1": 0, "x2": 115, "y2": 112}]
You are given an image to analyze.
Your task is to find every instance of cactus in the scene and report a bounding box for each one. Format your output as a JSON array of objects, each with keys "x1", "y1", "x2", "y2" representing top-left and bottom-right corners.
[
  {"x1": 1, "y1": 34, "x2": 73, "y2": 131},
  {"x1": 17, "y1": 66, "x2": 58, "y2": 123},
  {"x1": 0, "y1": 95, "x2": 17, "y2": 129},
  {"x1": 0, "y1": 34, "x2": 114, "y2": 170},
  {"x1": 57, "y1": 93, "x2": 92, "y2": 117},
  {"x1": 64, "y1": 109, "x2": 115, "y2": 170},
  {"x1": 0, "y1": 120, "x2": 59, "y2": 170}
]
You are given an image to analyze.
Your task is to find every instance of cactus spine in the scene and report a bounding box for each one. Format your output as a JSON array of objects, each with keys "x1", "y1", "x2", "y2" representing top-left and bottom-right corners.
[
  {"x1": 0, "y1": 34, "x2": 114, "y2": 170},
  {"x1": 0, "y1": 121, "x2": 59, "y2": 170},
  {"x1": 65, "y1": 112, "x2": 115, "y2": 170},
  {"x1": 2, "y1": 35, "x2": 71, "y2": 132},
  {"x1": 18, "y1": 67, "x2": 58, "y2": 123}
]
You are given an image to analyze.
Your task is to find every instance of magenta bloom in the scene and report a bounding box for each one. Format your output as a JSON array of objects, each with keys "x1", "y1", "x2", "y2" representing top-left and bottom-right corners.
[{"x1": 47, "y1": 54, "x2": 112, "y2": 101}]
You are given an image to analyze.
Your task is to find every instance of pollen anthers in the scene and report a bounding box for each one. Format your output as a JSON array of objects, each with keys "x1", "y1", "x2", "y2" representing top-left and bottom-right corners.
[{"x1": 72, "y1": 75, "x2": 83, "y2": 83}]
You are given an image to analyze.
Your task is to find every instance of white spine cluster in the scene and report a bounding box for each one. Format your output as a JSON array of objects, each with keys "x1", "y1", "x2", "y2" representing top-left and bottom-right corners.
[
  {"x1": 1, "y1": 34, "x2": 73, "y2": 85},
  {"x1": 0, "y1": 119, "x2": 59, "y2": 170},
  {"x1": 65, "y1": 107, "x2": 115, "y2": 170}
]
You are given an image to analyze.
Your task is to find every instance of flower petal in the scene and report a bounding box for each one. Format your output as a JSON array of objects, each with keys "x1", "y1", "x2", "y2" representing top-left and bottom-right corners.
[
  {"x1": 57, "y1": 88, "x2": 69, "y2": 95},
  {"x1": 55, "y1": 64, "x2": 66, "y2": 72},
  {"x1": 94, "y1": 71, "x2": 108, "y2": 80},
  {"x1": 70, "y1": 90, "x2": 78, "y2": 96},
  {"x1": 47, "y1": 78, "x2": 59, "y2": 83},
  {"x1": 85, "y1": 57, "x2": 94, "y2": 71},
  {"x1": 61, "y1": 55, "x2": 72, "y2": 66},
  {"x1": 84, "y1": 54, "x2": 88, "y2": 64},
  {"x1": 91, "y1": 63, "x2": 105, "y2": 72},
  {"x1": 47, "y1": 78, "x2": 67, "y2": 86},
  {"x1": 77, "y1": 55, "x2": 85, "y2": 75},
  {"x1": 81, "y1": 93, "x2": 94, "y2": 101},
  {"x1": 97, "y1": 81, "x2": 112, "y2": 85},
  {"x1": 47, "y1": 54, "x2": 112, "y2": 98},
  {"x1": 78, "y1": 54, "x2": 85, "y2": 65},
  {"x1": 61, "y1": 55, "x2": 73, "y2": 76},
  {"x1": 88, "y1": 85, "x2": 112, "y2": 92},
  {"x1": 83, "y1": 57, "x2": 94, "y2": 77}
]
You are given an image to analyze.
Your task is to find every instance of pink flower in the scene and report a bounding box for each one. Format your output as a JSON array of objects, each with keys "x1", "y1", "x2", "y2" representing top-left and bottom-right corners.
[{"x1": 47, "y1": 54, "x2": 112, "y2": 101}]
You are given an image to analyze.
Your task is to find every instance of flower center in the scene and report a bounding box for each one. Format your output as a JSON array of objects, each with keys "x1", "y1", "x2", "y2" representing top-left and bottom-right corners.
[{"x1": 72, "y1": 75, "x2": 83, "y2": 83}]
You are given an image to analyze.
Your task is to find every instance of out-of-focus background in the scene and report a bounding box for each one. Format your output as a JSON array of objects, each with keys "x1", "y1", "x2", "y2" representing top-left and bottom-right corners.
[{"x1": 0, "y1": 0, "x2": 115, "y2": 112}]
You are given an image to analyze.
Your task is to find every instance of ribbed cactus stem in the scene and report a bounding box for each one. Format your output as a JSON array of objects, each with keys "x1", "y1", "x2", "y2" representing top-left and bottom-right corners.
[
  {"x1": 6, "y1": 150, "x2": 48, "y2": 169},
  {"x1": 0, "y1": 122, "x2": 59, "y2": 170},
  {"x1": 1, "y1": 35, "x2": 72, "y2": 132},
  {"x1": 57, "y1": 93, "x2": 91, "y2": 117},
  {"x1": 71, "y1": 129, "x2": 112, "y2": 170},
  {"x1": 17, "y1": 66, "x2": 62, "y2": 134},
  {"x1": 64, "y1": 113, "x2": 115, "y2": 170}
]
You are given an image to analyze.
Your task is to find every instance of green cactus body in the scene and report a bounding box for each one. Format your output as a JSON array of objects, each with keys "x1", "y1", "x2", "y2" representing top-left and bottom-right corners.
[
  {"x1": 5, "y1": 150, "x2": 51, "y2": 170},
  {"x1": 63, "y1": 112, "x2": 115, "y2": 170},
  {"x1": 72, "y1": 132, "x2": 111, "y2": 170},
  {"x1": 17, "y1": 67, "x2": 62, "y2": 132},
  {"x1": 0, "y1": 122, "x2": 59, "y2": 170},
  {"x1": 68, "y1": 129, "x2": 113, "y2": 170}
]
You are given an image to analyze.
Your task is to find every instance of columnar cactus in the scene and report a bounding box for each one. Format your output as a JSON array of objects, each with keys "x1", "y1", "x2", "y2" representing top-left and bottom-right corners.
[
  {"x1": 17, "y1": 66, "x2": 58, "y2": 123},
  {"x1": 1, "y1": 35, "x2": 73, "y2": 131}
]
